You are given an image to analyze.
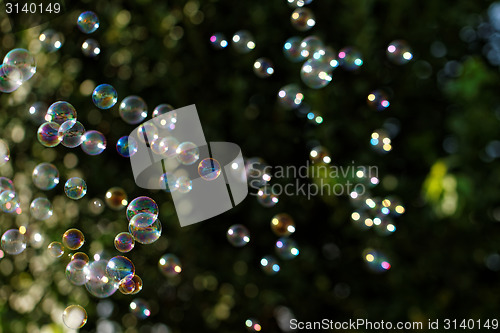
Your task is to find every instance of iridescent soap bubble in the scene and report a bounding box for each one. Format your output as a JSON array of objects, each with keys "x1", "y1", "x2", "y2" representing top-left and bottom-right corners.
[
  {"x1": 92, "y1": 84, "x2": 118, "y2": 109},
  {"x1": 158, "y1": 254, "x2": 182, "y2": 277},
  {"x1": 39, "y1": 29, "x2": 64, "y2": 52},
  {"x1": 62, "y1": 229, "x2": 85, "y2": 250},
  {"x1": 312, "y1": 46, "x2": 339, "y2": 68},
  {"x1": 309, "y1": 145, "x2": 331, "y2": 164},
  {"x1": 116, "y1": 136, "x2": 138, "y2": 157},
  {"x1": 367, "y1": 90, "x2": 390, "y2": 111},
  {"x1": 65, "y1": 177, "x2": 87, "y2": 200},
  {"x1": 128, "y1": 219, "x2": 162, "y2": 245},
  {"x1": 3, "y1": 48, "x2": 36, "y2": 81},
  {"x1": 271, "y1": 213, "x2": 296, "y2": 236},
  {"x1": 381, "y1": 196, "x2": 406, "y2": 216},
  {"x1": 290, "y1": 8, "x2": 315, "y2": 31},
  {"x1": 277, "y1": 84, "x2": 304, "y2": 109},
  {"x1": 350, "y1": 210, "x2": 372, "y2": 230},
  {"x1": 0, "y1": 190, "x2": 20, "y2": 213},
  {"x1": 46, "y1": 101, "x2": 77, "y2": 125},
  {"x1": 119, "y1": 278, "x2": 136, "y2": 294},
  {"x1": 63, "y1": 305, "x2": 87, "y2": 329},
  {"x1": 130, "y1": 275, "x2": 143, "y2": 294},
  {"x1": 136, "y1": 122, "x2": 158, "y2": 144},
  {"x1": 66, "y1": 259, "x2": 90, "y2": 285},
  {"x1": 0, "y1": 64, "x2": 22, "y2": 93},
  {"x1": 387, "y1": 40, "x2": 413, "y2": 65},
  {"x1": 28, "y1": 102, "x2": 48, "y2": 124},
  {"x1": 82, "y1": 39, "x2": 101, "y2": 57},
  {"x1": 370, "y1": 129, "x2": 392, "y2": 153},
  {"x1": 72, "y1": 252, "x2": 89, "y2": 263},
  {"x1": 338, "y1": 47, "x2": 363, "y2": 70},
  {"x1": 232, "y1": 30, "x2": 256, "y2": 53},
  {"x1": 373, "y1": 215, "x2": 396, "y2": 236},
  {"x1": 119, "y1": 96, "x2": 147, "y2": 125},
  {"x1": 126, "y1": 196, "x2": 158, "y2": 221},
  {"x1": 130, "y1": 299, "x2": 151, "y2": 319},
  {"x1": 37, "y1": 122, "x2": 62, "y2": 147},
  {"x1": 106, "y1": 256, "x2": 135, "y2": 283},
  {"x1": 363, "y1": 248, "x2": 391, "y2": 273},
  {"x1": 81, "y1": 130, "x2": 106, "y2": 155},
  {"x1": 32, "y1": 163, "x2": 59, "y2": 190},
  {"x1": 152, "y1": 104, "x2": 176, "y2": 130},
  {"x1": 85, "y1": 260, "x2": 118, "y2": 298},
  {"x1": 77, "y1": 11, "x2": 100, "y2": 34},
  {"x1": 198, "y1": 158, "x2": 222, "y2": 181},
  {"x1": 257, "y1": 186, "x2": 279, "y2": 207},
  {"x1": 210, "y1": 33, "x2": 228, "y2": 49},
  {"x1": 287, "y1": 0, "x2": 313, "y2": 7},
  {"x1": 283, "y1": 36, "x2": 306, "y2": 62},
  {"x1": 163, "y1": 136, "x2": 179, "y2": 157},
  {"x1": 260, "y1": 255, "x2": 280, "y2": 275},
  {"x1": 227, "y1": 224, "x2": 250, "y2": 247},
  {"x1": 58, "y1": 120, "x2": 85, "y2": 148},
  {"x1": 150, "y1": 137, "x2": 169, "y2": 155},
  {"x1": 0, "y1": 140, "x2": 9, "y2": 166},
  {"x1": 105, "y1": 187, "x2": 128, "y2": 210},
  {"x1": 30, "y1": 197, "x2": 53, "y2": 220},
  {"x1": 48, "y1": 241, "x2": 64, "y2": 257},
  {"x1": 299, "y1": 36, "x2": 323, "y2": 58},
  {"x1": 159, "y1": 172, "x2": 177, "y2": 193},
  {"x1": 88, "y1": 198, "x2": 104, "y2": 215},
  {"x1": 175, "y1": 176, "x2": 192, "y2": 193},
  {"x1": 130, "y1": 213, "x2": 157, "y2": 228},
  {"x1": 1, "y1": 229, "x2": 26, "y2": 255},
  {"x1": 176, "y1": 142, "x2": 199, "y2": 165},
  {"x1": 0, "y1": 177, "x2": 14, "y2": 194},
  {"x1": 300, "y1": 58, "x2": 333, "y2": 89},
  {"x1": 253, "y1": 58, "x2": 274, "y2": 78},
  {"x1": 245, "y1": 318, "x2": 262, "y2": 332},
  {"x1": 114, "y1": 232, "x2": 135, "y2": 253},
  {"x1": 275, "y1": 237, "x2": 299, "y2": 260}
]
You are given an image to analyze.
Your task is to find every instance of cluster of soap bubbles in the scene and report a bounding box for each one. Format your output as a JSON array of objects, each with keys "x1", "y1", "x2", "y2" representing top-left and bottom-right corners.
[
  {"x1": 32, "y1": 163, "x2": 88, "y2": 200},
  {"x1": 0, "y1": 176, "x2": 21, "y2": 215},
  {"x1": 0, "y1": 48, "x2": 36, "y2": 93},
  {"x1": 77, "y1": 11, "x2": 101, "y2": 58}
]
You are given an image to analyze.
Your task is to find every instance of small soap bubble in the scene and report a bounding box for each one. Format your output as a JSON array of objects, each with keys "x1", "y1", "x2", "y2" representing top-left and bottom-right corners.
[
  {"x1": 245, "y1": 318, "x2": 262, "y2": 332},
  {"x1": 363, "y1": 248, "x2": 391, "y2": 272},
  {"x1": 119, "y1": 278, "x2": 136, "y2": 294},
  {"x1": 106, "y1": 256, "x2": 135, "y2": 283},
  {"x1": 158, "y1": 254, "x2": 182, "y2": 277},
  {"x1": 130, "y1": 213, "x2": 157, "y2": 228},
  {"x1": 271, "y1": 213, "x2": 296, "y2": 236},
  {"x1": 0, "y1": 64, "x2": 22, "y2": 93},
  {"x1": 126, "y1": 196, "x2": 158, "y2": 221},
  {"x1": 37, "y1": 122, "x2": 62, "y2": 147},
  {"x1": 130, "y1": 275, "x2": 143, "y2": 295},
  {"x1": 128, "y1": 219, "x2": 162, "y2": 245},
  {"x1": 176, "y1": 142, "x2": 199, "y2": 165},
  {"x1": 58, "y1": 120, "x2": 85, "y2": 148},
  {"x1": 163, "y1": 136, "x2": 179, "y2": 158},
  {"x1": 81, "y1": 39, "x2": 101, "y2": 57},
  {"x1": 198, "y1": 158, "x2": 222, "y2": 181},
  {"x1": 338, "y1": 47, "x2": 363, "y2": 70},
  {"x1": 367, "y1": 90, "x2": 390, "y2": 111},
  {"x1": 309, "y1": 146, "x2": 331, "y2": 164},
  {"x1": 92, "y1": 84, "x2": 118, "y2": 109},
  {"x1": 1, "y1": 229, "x2": 26, "y2": 255},
  {"x1": 47, "y1": 241, "x2": 64, "y2": 257},
  {"x1": 253, "y1": 58, "x2": 274, "y2": 78},
  {"x1": 62, "y1": 229, "x2": 85, "y2": 250},
  {"x1": 32, "y1": 163, "x2": 59, "y2": 190},
  {"x1": 119, "y1": 96, "x2": 147, "y2": 125},
  {"x1": 312, "y1": 46, "x2": 339, "y2": 68},
  {"x1": 152, "y1": 104, "x2": 176, "y2": 130},
  {"x1": 300, "y1": 58, "x2": 333, "y2": 89},
  {"x1": 105, "y1": 187, "x2": 128, "y2": 210},
  {"x1": 136, "y1": 122, "x2": 158, "y2": 144},
  {"x1": 65, "y1": 177, "x2": 87, "y2": 200},
  {"x1": 88, "y1": 198, "x2": 105, "y2": 215},
  {"x1": 81, "y1": 130, "x2": 106, "y2": 155},
  {"x1": 175, "y1": 176, "x2": 193, "y2": 193},
  {"x1": 370, "y1": 129, "x2": 392, "y2": 153},
  {"x1": 3, "y1": 48, "x2": 36, "y2": 81},
  {"x1": 72, "y1": 252, "x2": 89, "y2": 263},
  {"x1": 0, "y1": 140, "x2": 9, "y2": 166},
  {"x1": 290, "y1": 8, "x2": 315, "y2": 31},
  {"x1": 210, "y1": 33, "x2": 228, "y2": 49},
  {"x1": 85, "y1": 260, "x2": 118, "y2": 298},
  {"x1": 283, "y1": 36, "x2": 306, "y2": 62},
  {"x1": 116, "y1": 136, "x2": 138, "y2": 157},
  {"x1": 257, "y1": 186, "x2": 279, "y2": 207},
  {"x1": 130, "y1": 299, "x2": 151, "y2": 319},
  {"x1": 275, "y1": 237, "x2": 299, "y2": 260},
  {"x1": 227, "y1": 224, "x2": 250, "y2": 247},
  {"x1": 0, "y1": 177, "x2": 14, "y2": 194},
  {"x1": 150, "y1": 137, "x2": 169, "y2": 155},
  {"x1": 245, "y1": 157, "x2": 271, "y2": 188},
  {"x1": 114, "y1": 232, "x2": 135, "y2": 253},
  {"x1": 28, "y1": 102, "x2": 48, "y2": 124},
  {"x1": 46, "y1": 101, "x2": 77, "y2": 125},
  {"x1": 66, "y1": 259, "x2": 90, "y2": 285},
  {"x1": 0, "y1": 190, "x2": 19, "y2": 213},
  {"x1": 260, "y1": 255, "x2": 280, "y2": 275},
  {"x1": 387, "y1": 40, "x2": 413, "y2": 65},
  {"x1": 77, "y1": 11, "x2": 100, "y2": 34},
  {"x1": 30, "y1": 197, "x2": 53, "y2": 220},
  {"x1": 39, "y1": 29, "x2": 64, "y2": 52},
  {"x1": 277, "y1": 84, "x2": 304, "y2": 109},
  {"x1": 232, "y1": 30, "x2": 256, "y2": 53},
  {"x1": 62, "y1": 305, "x2": 87, "y2": 329},
  {"x1": 299, "y1": 36, "x2": 323, "y2": 58}
]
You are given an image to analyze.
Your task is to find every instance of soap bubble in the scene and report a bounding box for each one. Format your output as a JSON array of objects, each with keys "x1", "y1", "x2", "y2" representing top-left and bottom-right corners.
[
  {"x1": 66, "y1": 259, "x2": 90, "y2": 285},
  {"x1": 338, "y1": 47, "x2": 363, "y2": 70},
  {"x1": 30, "y1": 197, "x2": 53, "y2": 220},
  {"x1": 387, "y1": 40, "x2": 413, "y2": 65},
  {"x1": 159, "y1": 172, "x2": 177, "y2": 193},
  {"x1": 130, "y1": 213, "x2": 157, "y2": 229},
  {"x1": 62, "y1": 228, "x2": 85, "y2": 250},
  {"x1": 47, "y1": 241, "x2": 64, "y2": 257},
  {"x1": 116, "y1": 136, "x2": 138, "y2": 157},
  {"x1": 46, "y1": 101, "x2": 77, "y2": 125},
  {"x1": 0, "y1": 140, "x2": 9, "y2": 166},
  {"x1": 309, "y1": 146, "x2": 331, "y2": 164},
  {"x1": 370, "y1": 129, "x2": 392, "y2": 153},
  {"x1": 37, "y1": 122, "x2": 62, "y2": 147},
  {"x1": 227, "y1": 224, "x2": 250, "y2": 247},
  {"x1": 58, "y1": 120, "x2": 85, "y2": 148},
  {"x1": 277, "y1": 84, "x2": 304, "y2": 109},
  {"x1": 367, "y1": 90, "x2": 390, "y2": 111},
  {"x1": 158, "y1": 254, "x2": 182, "y2": 277},
  {"x1": 176, "y1": 142, "x2": 199, "y2": 165},
  {"x1": 39, "y1": 29, "x2": 64, "y2": 52},
  {"x1": 312, "y1": 46, "x2": 339, "y2": 68},
  {"x1": 71, "y1": 252, "x2": 89, "y2": 263},
  {"x1": 0, "y1": 190, "x2": 20, "y2": 213},
  {"x1": 65, "y1": 177, "x2": 87, "y2": 200},
  {"x1": 271, "y1": 213, "x2": 296, "y2": 236},
  {"x1": 88, "y1": 198, "x2": 104, "y2": 215},
  {"x1": 1, "y1": 229, "x2": 26, "y2": 255},
  {"x1": 82, "y1": 39, "x2": 101, "y2": 57},
  {"x1": 85, "y1": 260, "x2": 118, "y2": 298},
  {"x1": 232, "y1": 30, "x2": 256, "y2": 53},
  {"x1": 245, "y1": 157, "x2": 271, "y2": 188},
  {"x1": 81, "y1": 130, "x2": 106, "y2": 155},
  {"x1": 245, "y1": 318, "x2": 262, "y2": 332},
  {"x1": 152, "y1": 105, "x2": 176, "y2": 130},
  {"x1": 210, "y1": 33, "x2": 228, "y2": 49},
  {"x1": 150, "y1": 137, "x2": 169, "y2": 155},
  {"x1": 0, "y1": 177, "x2": 14, "y2": 194},
  {"x1": 92, "y1": 84, "x2": 118, "y2": 109},
  {"x1": 136, "y1": 122, "x2": 158, "y2": 144},
  {"x1": 106, "y1": 256, "x2": 135, "y2": 283},
  {"x1": 257, "y1": 186, "x2": 279, "y2": 207},
  {"x1": 175, "y1": 176, "x2": 193, "y2": 193},
  {"x1": 260, "y1": 255, "x2": 280, "y2": 275},
  {"x1": 198, "y1": 158, "x2": 222, "y2": 181},
  {"x1": 130, "y1": 275, "x2": 143, "y2": 294},
  {"x1": 287, "y1": 0, "x2": 313, "y2": 7},
  {"x1": 290, "y1": 8, "x2": 315, "y2": 31},
  {"x1": 126, "y1": 196, "x2": 158, "y2": 221},
  {"x1": 275, "y1": 237, "x2": 299, "y2": 259},
  {"x1": 130, "y1": 299, "x2": 151, "y2": 319},
  {"x1": 3, "y1": 48, "x2": 36, "y2": 81},
  {"x1": 300, "y1": 58, "x2": 333, "y2": 89},
  {"x1": 0, "y1": 64, "x2": 22, "y2": 93},
  {"x1": 299, "y1": 36, "x2": 323, "y2": 58},
  {"x1": 253, "y1": 58, "x2": 274, "y2": 78},
  {"x1": 128, "y1": 218, "x2": 162, "y2": 244},
  {"x1": 283, "y1": 36, "x2": 306, "y2": 62},
  {"x1": 162, "y1": 136, "x2": 179, "y2": 158},
  {"x1": 363, "y1": 248, "x2": 391, "y2": 272},
  {"x1": 114, "y1": 232, "x2": 135, "y2": 253},
  {"x1": 105, "y1": 187, "x2": 128, "y2": 210},
  {"x1": 119, "y1": 96, "x2": 147, "y2": 125},
  {"x1": 77, "y1": 11, "x2": 100, "y2": 34},
  {"x1": 119, "y1": 279, "x2": 136, "y2": 294},
  {"x1": 63, "y1": 305, "x2": 87, "y2": 329},
  {"x1": 28, "y1": 102, "x2": 48, "y2": 124},
  {"x1": 32, "y1": 163, "x2": 59, "y2": 190}
]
